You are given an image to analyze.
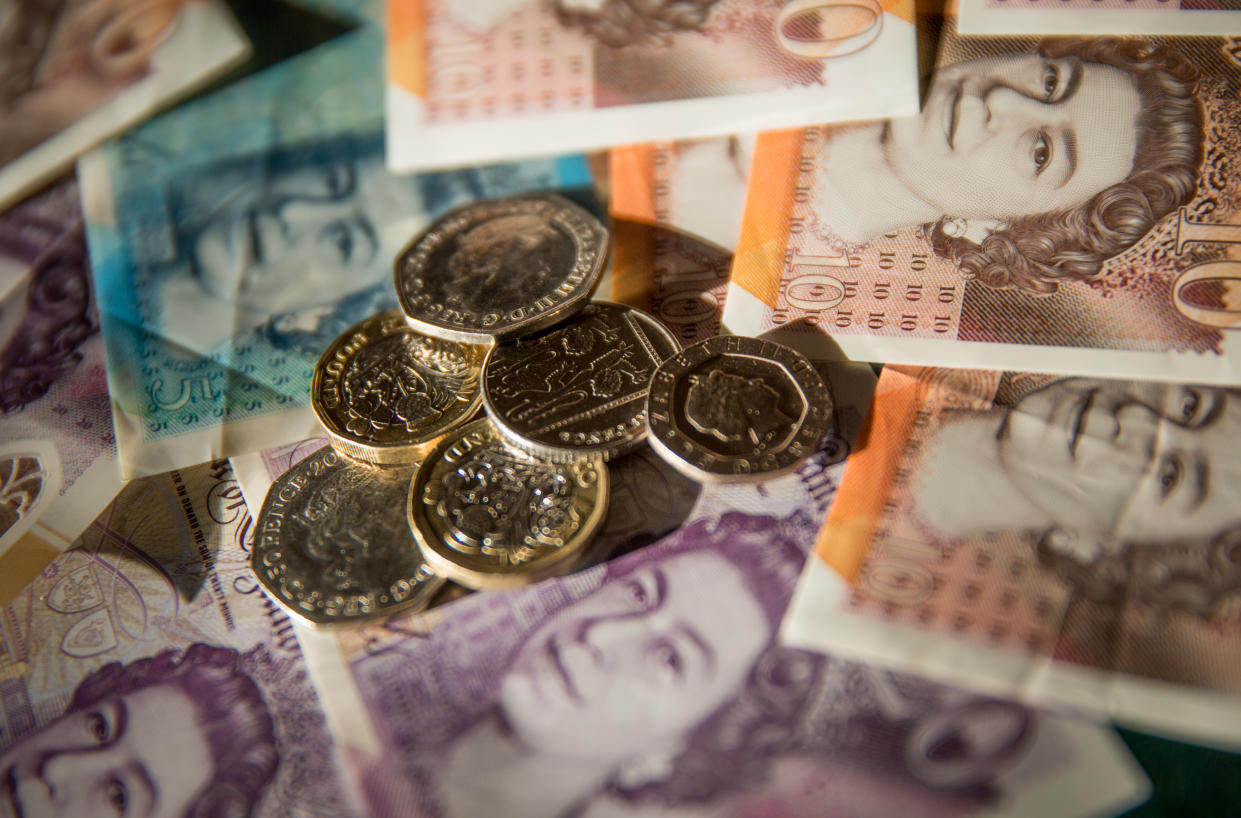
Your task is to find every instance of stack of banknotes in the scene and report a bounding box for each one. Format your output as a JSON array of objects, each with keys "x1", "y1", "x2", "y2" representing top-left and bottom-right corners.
[{"x1": 3, "y1": 0, "x2": 1241, "y2": 816}]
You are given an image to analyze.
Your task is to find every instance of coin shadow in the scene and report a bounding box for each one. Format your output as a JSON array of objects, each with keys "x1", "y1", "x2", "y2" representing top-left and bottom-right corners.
[{"x1": 606, "y1": 219, "x2": 732, "y2": 338}]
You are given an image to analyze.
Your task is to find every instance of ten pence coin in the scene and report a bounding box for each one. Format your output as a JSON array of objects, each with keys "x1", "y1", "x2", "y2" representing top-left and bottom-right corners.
[
  {"x1": 407, "y1": 418, "x2": 608, "y2": 590},
  {"x1": 481, "y1": 302, "x2": 681, "y2": 461},
  {"x1": 252, "y1": 447, "x2": 445, "y2": 627},
  {"x1": 645, "y1": 335, "x2": 833, "y2": 482},
  {"x1": 394, "y1": 193, "x2": 608, "y2": 344},
  {"x1": 312, "y1": 309, "x2": 485, "y2": 464}
]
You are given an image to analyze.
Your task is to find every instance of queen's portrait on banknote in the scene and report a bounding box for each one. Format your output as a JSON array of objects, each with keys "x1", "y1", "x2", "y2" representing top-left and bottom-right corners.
[
  {"x1": 0, "y1": 0, "x2": 194, "y2": 167},
  {"x1": 153, "y1": 134, "x2": 427, "y2": 355},
  {"x1": 352, "y1": 511, "x2": 1046, "y2": 817},
  {"x1": 820, "y1": 37, "x2": 1202, "y2": 293},
  {"x1": 912, "y1": 376, "x2": 1241, "y2": 613},
  {"x1": 0, "y1": 642, "x2": 277, "y2": 818}
]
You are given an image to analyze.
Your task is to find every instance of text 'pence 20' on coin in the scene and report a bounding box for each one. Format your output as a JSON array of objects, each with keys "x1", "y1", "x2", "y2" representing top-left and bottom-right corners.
[
  {"x1": 312, "y1": 308, "x2": 485, "y2": 465},
  {"x1": 407, "y1": 418, "x2": 608, "y2": 590},
  {"x1": 394, "y1": 193, "x2": 608, "y2": 344},
  {"x1": 481, "y1": 302, "x2": 681, "y2": 461},
  {"x1": 646, "y1": 335, "x2": 833, "y2": 482},
  {"x1": 252, "y1": 447, "x2": 444, "y2": 627}
]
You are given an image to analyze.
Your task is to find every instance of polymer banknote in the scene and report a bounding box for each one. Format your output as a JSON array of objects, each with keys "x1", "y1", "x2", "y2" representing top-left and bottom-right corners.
[
  {"x1": 283, "y1": 444, "x2": 1147, "y2": 818},
  {"x1": 609, "y1": 136, "x2": 752, "y2": 345},
  {"x1": 781, "y1": 365, "x2": 1241, "y2": 749},
  {"x1": 0, "y1": 179, "x2": 121, "y2": 606},
  {"x1": 0, "y1": 0, "x2": 249, "y2": 210},
  {"x1": 724, "y1": 19, "x2": 1241, "y2": 384},
  {"x1": 385, "y1": 0, "x2": 920, "y2": 171},
  {"x1": 79, "y1": 0, "x2": 596, "y2": 479},
  {"x1": 0, "y1": 459, "x2": 361, "y2": 818},
  {"x1": 957, "y1": 0, "x2": 1241, "y2": 36}
]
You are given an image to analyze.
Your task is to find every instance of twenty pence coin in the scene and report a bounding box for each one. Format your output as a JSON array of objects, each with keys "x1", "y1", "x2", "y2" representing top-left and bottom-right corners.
[
  {"x1": 394, "y1": 193, "x2": 608, "y2": 343},
  {"x1": 646, "y1": 335, "x2": 832, "y2": 482},
  {"x1": 252, "y1": 447, "x2": 445, "y2": 627},
  {"x1": 481, "y1": 302, "x2": 681, "y2": 461},
  {"x1": 407, "y1": 418, "x2": 608, "y2": 590},
  {"x1": 312, "y1": 308, "x2": 485, "y2": 464}
]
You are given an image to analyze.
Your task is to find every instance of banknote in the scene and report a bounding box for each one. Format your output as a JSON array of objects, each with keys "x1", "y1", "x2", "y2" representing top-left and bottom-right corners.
[
  {"x1": 0, "y1": 0, "x2": 249, "y2": 210},
  {"x1": 609, "y1": 137, "x2": 753, "y2": 345},
  {"x1": 79, "y1": 0, "x2": 597, "y2": 479},
  {"x1": 957, "y1": 0, "x2": 1241, "y2": 36},
  {"x1": 385, "y1": 0, "x2": 920, "y2": 171},
  {"x1": 781, "y1": 365, "x2": 1241, "y2": 749},
  {"x1": 0, "y1": 458, "x2": 361, "y2": 818},
  {"x1": 0, "y1": 179, "x2": 122, "y2": 606},
  {"x1": 290, "y1": 448, "x2": 1147, "y2": 818},
  {"x1": 725, "y1": 19, "x2": 1241, "y2": 384}
]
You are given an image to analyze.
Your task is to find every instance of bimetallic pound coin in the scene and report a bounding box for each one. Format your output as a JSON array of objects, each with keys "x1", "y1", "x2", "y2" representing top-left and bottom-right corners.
[
  {"x1": 407, "y1": 418, "x2": 608, "y2": 590},
  {"x1": 312, "y1": 309, "x2": 485, "y2": 464},
  {"x1": 394, "y1": 193, "x2": 608, "y2": 344},
  {"x1": 646, "y1": 336, "x2": 833, "y2": 482},
  {"x1": 252, "y1": 447, "x2": 444, "y2": 627},
  {"x1": 482, "y1": 302, "x2": 681, "y2": 461}
]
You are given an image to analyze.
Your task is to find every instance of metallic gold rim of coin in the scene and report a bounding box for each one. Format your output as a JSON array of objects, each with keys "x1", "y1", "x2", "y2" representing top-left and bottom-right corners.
[
  {"x1": 480, "y1": 301, "x2": 682, "y2": 463},
  {"x1": 645, "y1": 335, "x2": 833, "y2": 484},
  {"x1": 251, "y1": 447, "x2": 446, "y2": 628},
  {"x1": 311, "y1": 308, "x2": 486, "y2": 465},
  {"x1": 406, "y1": 417, "x2": 609, "y2": 590},
  {"x1": 393, "y1": 193, "x2": 609, "y2": 345}
]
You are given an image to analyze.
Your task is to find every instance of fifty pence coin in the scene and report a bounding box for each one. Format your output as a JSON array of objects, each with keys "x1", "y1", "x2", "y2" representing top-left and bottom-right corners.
[
  {"x1": 394, "y1": 193, "x2": 608, "y2": 344},
  {"x1": 646, "y1": 335, "x2": 833, "y2": 482},
  {"x1": 312, "y1": 308, "x2": 485, "y2": 464},
  {"x1": 407, "y1": 418, "x2": 608, "y2": 590},
  {"x1": 252, "y1": 447, "x2": 444, "y2": 627},
  {"x1": 482, "y1": 302, "x2": 681, "y2": 461}
]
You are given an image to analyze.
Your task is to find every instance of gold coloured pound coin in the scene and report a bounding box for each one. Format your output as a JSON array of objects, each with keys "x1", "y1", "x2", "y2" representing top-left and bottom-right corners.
[
  {"x1": 312, "y1": 308, "x2": 486, "y2": 464},
  {"x1": 407, "y1": 418, "x2": 608, "y2": 590}
]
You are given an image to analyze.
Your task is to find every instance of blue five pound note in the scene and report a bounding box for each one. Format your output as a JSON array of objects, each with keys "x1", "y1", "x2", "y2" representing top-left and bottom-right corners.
[{"x1": 81, "y1": 0, "x2": 593, "y2": 478}]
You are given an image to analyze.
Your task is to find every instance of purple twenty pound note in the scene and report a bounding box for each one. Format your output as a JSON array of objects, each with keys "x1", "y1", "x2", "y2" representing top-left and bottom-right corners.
[
  {"x1": 342, "y1": 511, "x2": 1147, "y2": 818},
  {"x1": 0, "y1": 178, "x2": 119, "y2": 600}
]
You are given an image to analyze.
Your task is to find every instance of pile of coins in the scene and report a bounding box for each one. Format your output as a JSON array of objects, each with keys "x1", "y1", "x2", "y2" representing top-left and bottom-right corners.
[{"x1": 250, "y1": 193, "x2": 834, "y2": 628}]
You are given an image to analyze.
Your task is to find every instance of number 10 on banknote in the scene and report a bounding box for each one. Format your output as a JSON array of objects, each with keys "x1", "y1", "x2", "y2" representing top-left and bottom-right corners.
[
  {"x1": 725, "y1": 26, "x2": 1241, "y2": 384},
  {"x1": 385, "y1": 0, "x2": 919, "y2": 171}
]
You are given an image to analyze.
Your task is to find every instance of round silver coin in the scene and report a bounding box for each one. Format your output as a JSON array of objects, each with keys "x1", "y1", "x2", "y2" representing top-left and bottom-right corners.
[
  {"x1": 394, "y1": 193, "x2": 608, "y2": 344},
  {"x1": 645, "y1": 335, "x2": 833, "y2": 482},
  {"x1": 481, "y1": 302, "x2": 682, "y2": 461},
  {"x1": 252, "y1": 447, "x2": 444, "y2": 627}
]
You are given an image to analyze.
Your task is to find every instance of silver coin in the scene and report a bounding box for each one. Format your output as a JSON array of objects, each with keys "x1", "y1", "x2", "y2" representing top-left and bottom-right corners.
[
  {"x1": 394, "y1": 193, "x2": 608, "y2": 344},
  {"x1": 251, "y1": 447, "x2": 444, "y2": 627},
  {"x1": 645, "y1": 335, "x2": 833, "y2": 482},
  {"x1": 481, "y1": 302, "x2": 682, "y2": 461},
  {"x1": 407, "y1": 418, "x2": 608, "y2": 590}
]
